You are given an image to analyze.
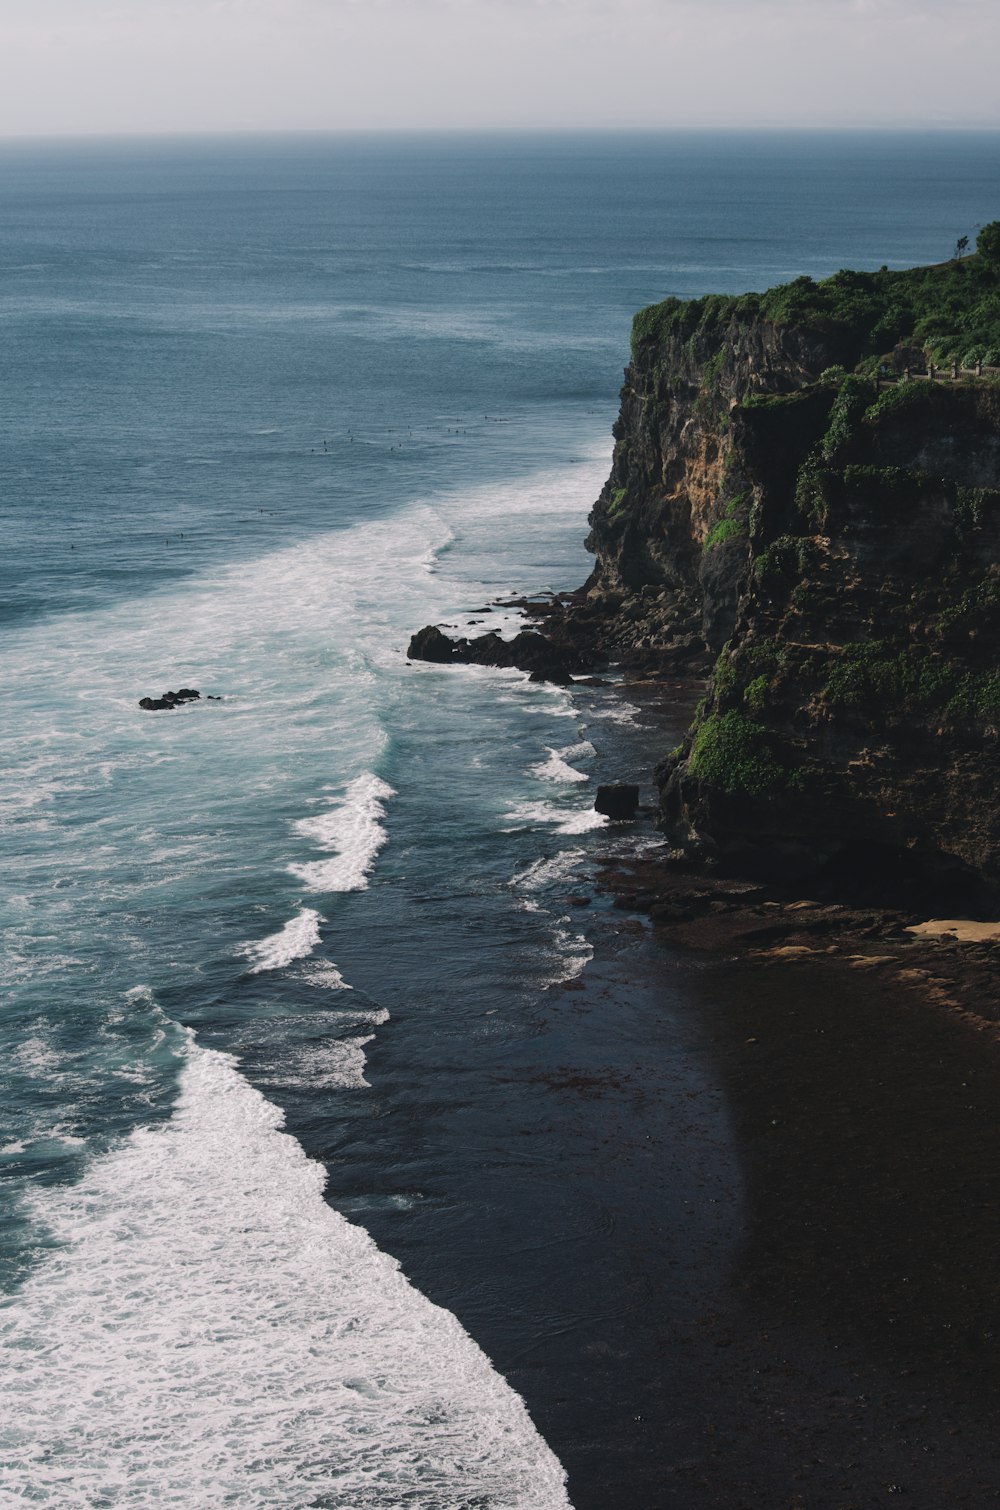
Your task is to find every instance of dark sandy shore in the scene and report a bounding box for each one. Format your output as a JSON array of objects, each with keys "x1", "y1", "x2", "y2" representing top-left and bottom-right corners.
[
  {"x1": 335, "y1": 838, "x2": 1000, "y2": 1508},
  {"x1": 535, "y1": 847, "x2": 1000, "y2": 1510},
  {"x1": 317, "y1": 648, "x2": 1000, "y2": 1507}
]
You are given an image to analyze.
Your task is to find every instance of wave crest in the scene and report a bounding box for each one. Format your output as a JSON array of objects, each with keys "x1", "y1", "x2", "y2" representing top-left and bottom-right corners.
[{"x1": 288, "y1": 774, "x2": 396, "y2": 893}]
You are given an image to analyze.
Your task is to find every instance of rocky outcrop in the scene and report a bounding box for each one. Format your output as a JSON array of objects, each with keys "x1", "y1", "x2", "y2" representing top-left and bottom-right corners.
[
  {"x1": 575, "y1": 313, "x2": 837, "y2": 673},
  {"x1": 575, "y1": 235, "x2": 1000, "y2": 904},
  {"x1": 661, "y1": 379, "x2": 1000, "y2": 905},
  {"x1": 595, "y1": 784, "x2": 640, "y2": 820},
  {"x1": 139, "y1": 688, "x2": 203, "y2": 711},
  {"x1": 407, "y1": 626, "x2": 456, "y2": 664},
  {"x1": 407, "y1": 626, "x2": 582, "y2": 684}
]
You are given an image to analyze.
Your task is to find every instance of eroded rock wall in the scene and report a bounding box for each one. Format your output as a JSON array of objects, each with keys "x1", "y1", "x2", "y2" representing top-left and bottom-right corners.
[
  {"x1": 583, "y1": 298, "x2": 1000, "y2": 901},
  {"x1": 663, "y1": 379, "x2": 1000, "y2": 901},
  {"x1": 582, "y1": 317, "x2": 837, "y2": 667}
]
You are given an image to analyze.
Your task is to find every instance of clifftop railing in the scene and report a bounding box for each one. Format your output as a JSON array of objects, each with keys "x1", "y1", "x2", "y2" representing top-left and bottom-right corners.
[{"x1": 876, "y1": 359, "x2": 1000, "y2": 389}]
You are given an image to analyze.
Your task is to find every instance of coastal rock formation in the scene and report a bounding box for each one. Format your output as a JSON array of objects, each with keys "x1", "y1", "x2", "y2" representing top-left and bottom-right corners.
[
  {"x1": 138, "y1": 689, "x2": 221, "y2": 710},
  {"x1": 595, "y1": 784, "x2": 640, "y2": 820},
  {"x1": 407, "y1": 626, "x2": 456, "y2": 664},
  {"x1": 407, "y1": 626, "x2": 581, "y2": 684},
  {"x1": 139, "y1": 688, "x2": 202, "y2": 711},
  {"x1": 579, "y1": 226, "x2": 1000, "y2": 902}
]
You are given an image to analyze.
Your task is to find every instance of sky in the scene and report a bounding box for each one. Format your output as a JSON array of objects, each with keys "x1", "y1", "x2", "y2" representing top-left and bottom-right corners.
[{"x1": 0, "y1": 0, "x2": 998, "y2": 137}]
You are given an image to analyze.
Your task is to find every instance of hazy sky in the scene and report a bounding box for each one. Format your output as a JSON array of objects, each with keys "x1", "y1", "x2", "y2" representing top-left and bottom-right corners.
[{"x1": 1, "y1": 0, "x2": 998, "y2": 137}]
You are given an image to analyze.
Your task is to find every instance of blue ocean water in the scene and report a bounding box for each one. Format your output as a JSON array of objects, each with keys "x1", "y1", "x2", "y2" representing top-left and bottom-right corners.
[{"x1": 1, "y1": 131, "x2": 998, "y2": 1506}]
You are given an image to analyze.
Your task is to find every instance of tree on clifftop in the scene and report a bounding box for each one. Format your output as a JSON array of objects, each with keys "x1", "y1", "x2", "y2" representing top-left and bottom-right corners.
[{"x1": 976, "y1": 222, "x2": 1000, "y2": 264}]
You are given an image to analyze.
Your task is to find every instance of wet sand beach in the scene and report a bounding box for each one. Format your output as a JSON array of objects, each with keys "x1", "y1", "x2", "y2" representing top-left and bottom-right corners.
[
  {"x1": 314, "y1": 871, "x2": 1000, "y2": 1509},
  {"x1": 259, "y1": 663, "x2": 1000, "y2": 1508},
  {"x1": 529, "y1": 917, "x2": 1000, "y2": 1507}
]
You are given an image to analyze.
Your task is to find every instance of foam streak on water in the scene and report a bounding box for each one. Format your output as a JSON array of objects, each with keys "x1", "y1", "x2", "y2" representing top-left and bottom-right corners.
[
  {"x1": 289, "y1": 775, "x2": 397, "y2": 893},
  {"x1": 0, "y1": 1037, "x2": 571, "y2": 1510},
  {"x1": 530, "y1": 741, "x2": 594, "y2": 785},
  {"x1": 503, "y1": 801, "x2": 608, "y2": 836},
  {"x1": 244, "y1": 907, "x2": 324, "y2": 973}
]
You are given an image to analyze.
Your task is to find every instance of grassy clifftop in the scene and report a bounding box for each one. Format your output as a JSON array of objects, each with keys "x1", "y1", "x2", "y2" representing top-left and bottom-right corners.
[{"x1": 632, "y1": 221, "x2": 1000, "y2": 373}]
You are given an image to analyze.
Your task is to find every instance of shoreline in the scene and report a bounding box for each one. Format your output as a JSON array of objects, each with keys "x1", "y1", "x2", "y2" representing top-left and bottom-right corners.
[
  {"x1": 545, "y1": 653, "x2": 1000, "y2": 1504},
  {"x1": 401, "y1": 609, "x2": 1000, "y2": 1503},
  {"x1": 533, "y1": 821, "x2": 1000, "y2": 1506},
  {"x1": 582, "y1": 683, "x2": 1000, "y2": 1505}
]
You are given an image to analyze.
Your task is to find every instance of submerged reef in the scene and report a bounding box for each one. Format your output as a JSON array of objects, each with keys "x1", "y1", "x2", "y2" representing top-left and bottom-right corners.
[{"x1": 576, "y1": 224, "x2": 1000, "y2": 904}]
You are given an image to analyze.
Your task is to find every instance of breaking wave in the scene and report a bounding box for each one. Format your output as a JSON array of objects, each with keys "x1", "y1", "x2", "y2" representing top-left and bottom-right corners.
[
  {"x1": 243, "y1": 907, "x2": 323, "y2": 973},
  {"x1": 0, "y1": 1036, "x2": 572, "y2": 1509},
  {"x1": 288, "y1": 774, "x2": 396, "y2": 893}
]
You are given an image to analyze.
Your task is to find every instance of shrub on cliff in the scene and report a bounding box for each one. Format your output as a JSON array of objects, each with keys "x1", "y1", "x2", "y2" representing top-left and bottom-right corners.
[
  {"x1": 823, "y1": 643, "x2": 952, "y2": 712},
  {"x1": 821, "y1": 375, "x2": 876, "y2": 458},
  {"x1": 977, "y1": 222, "x2": 1000, "y2": 265},
  {"x1": 688, "y1": 709, "x2": 794, "y2": 797}
]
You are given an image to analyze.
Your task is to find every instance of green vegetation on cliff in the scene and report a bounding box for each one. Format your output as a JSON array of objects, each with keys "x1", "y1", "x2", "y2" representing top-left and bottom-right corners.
[
  {"x1": 633, "y1": 221, "x2": 1000, "y2": 370},
  {"x1": 688, "y1": 709, "x2": 797, "y2": 798}
]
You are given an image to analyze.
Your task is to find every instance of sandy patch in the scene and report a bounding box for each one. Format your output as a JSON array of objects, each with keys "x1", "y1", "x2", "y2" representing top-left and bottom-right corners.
[{"x1": 906, "y1": 918, "x2": 1000, "y2": 942}]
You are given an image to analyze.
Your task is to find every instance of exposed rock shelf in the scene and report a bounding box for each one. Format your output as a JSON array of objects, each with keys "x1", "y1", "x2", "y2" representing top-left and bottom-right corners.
[{"x1": 407, "y1": 624, "x2": 584, "y2": 684}]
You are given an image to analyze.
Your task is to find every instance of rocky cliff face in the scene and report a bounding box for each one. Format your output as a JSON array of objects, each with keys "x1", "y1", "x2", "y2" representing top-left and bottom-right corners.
[
  {"x1": 583, "y1": 313, "x2": 838, "y2": 664},
  {"x1": 582, "y1": 255, "x2": 1000, "y2": 905}
]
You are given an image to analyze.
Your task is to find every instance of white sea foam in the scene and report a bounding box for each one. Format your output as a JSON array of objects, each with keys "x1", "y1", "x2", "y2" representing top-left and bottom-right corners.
[
  {"x1": 266, "y1": 1034, "x2": 375, "y2": 1090},
  {"x1": 243, "y1": 1008, "x2": 390, "y2": 1041},
  {"x1": 300, "y1": 959, "x2": 353, "y2": 991},
  {"x1": 0, "y1": 1039, "x2": 571, "y2": 1509},
  {"x1": 551, "y1": 918, "x2": 594, "y2": 985},
  {"x1": 501, "y1": 692, "x2": 579, "y2": 720},
  {"x1": 514, "y1": 897, "x2": 592, "y2": 986},
  {"x1": 503, "y1": 800, "x2": 608, "y2": 836},
  {"x1": 288, "y1": 773, "x2": 396, "y2": 893},
  {"x1": 599, "y1": 700, "x2": 642, "y2": 727},
  {"x1": 530, "y1": 740, "x2": 594, "y2": 785},
  {"x1": 243, "y1": 907, "x2": 323, "y2": 973},
  {"x1": 512, "y1": 848, "x2": 588, "y2": 893}
]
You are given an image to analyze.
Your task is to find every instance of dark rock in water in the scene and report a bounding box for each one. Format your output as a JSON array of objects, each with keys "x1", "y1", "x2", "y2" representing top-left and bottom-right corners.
[
  {"x1": 464, "y1": 629, "x2": 571, "y2": 679},
  {"x1": 502, "y1": 630, "x2": 574, "y2": 683},
  {"x1": 595, "y1": 784, "x2": 641, "y2": 820},
  {"x1": 407, "y1": 624, "x2": 578, "y2": 684},
  {"x1": 529, "y1": 667, "x2": 570, "y2": 685},
  {"x1": 139, "y1": 686, "x2": 206, "y2": 711},
  {"x1": 407, "y1": 625, "x2": 458, "y2": 663}
]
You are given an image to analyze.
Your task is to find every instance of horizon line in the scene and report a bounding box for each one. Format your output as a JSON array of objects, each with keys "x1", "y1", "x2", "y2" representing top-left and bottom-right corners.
[{"x1": 1, "y1": 121, "x2": 1000, "y2": 146}]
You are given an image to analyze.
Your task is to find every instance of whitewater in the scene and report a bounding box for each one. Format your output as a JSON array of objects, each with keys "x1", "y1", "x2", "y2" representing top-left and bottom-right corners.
[
  {"x1": 0, "y1": 452, "x2": 613, "y2": 1507},
  {"x1": 0, "y1": 1028, "x2": 571, "y2": 1509}
]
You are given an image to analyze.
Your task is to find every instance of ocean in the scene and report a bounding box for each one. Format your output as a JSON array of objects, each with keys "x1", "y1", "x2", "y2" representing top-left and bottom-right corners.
[{"x1": 1, "y1": 130, "x2": 998, "y2": 1507}]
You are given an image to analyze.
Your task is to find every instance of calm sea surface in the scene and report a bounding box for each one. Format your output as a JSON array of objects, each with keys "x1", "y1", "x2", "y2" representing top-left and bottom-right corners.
[{"x1": 2, "y1": 131, "x2": 998, "y2": 1507}]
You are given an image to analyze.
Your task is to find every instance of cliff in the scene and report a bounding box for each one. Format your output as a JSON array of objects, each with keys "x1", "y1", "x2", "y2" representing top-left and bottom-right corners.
[{"x1": 583, "y1": 225, "x2": 1000, "y2": 905}]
